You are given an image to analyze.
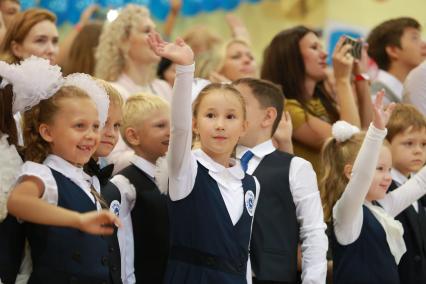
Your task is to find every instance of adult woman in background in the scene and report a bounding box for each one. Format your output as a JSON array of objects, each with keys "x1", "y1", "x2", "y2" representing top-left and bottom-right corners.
[
  {"x1": 195, "y1": 38, "x2": 257, "y2": 82},
  {"x1": 0, "y1": 8, "x2": 58, "y2": 64},
  {"x1": 95, "y1": 4, "x2": 171, "y2": 102},
  {"x1": 261, "y1": 26, "x2": 372, "y2": 174}
]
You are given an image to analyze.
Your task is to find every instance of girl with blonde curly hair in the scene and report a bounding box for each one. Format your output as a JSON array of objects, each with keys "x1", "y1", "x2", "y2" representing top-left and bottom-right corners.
[{"x1": 95, "y1": 4, "x2": 171, "y2": 102}]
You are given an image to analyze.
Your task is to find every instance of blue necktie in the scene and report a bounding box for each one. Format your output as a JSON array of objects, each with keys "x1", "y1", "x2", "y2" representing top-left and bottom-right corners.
[{"x1": 240, "y1": 150, "x2": 254, "y2": 173}]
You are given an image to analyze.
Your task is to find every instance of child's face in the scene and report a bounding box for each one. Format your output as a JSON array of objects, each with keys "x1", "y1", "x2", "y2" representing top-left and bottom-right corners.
[
  {"x1": 94, "y1": 103, "x2": 122, "y2": 158},
  {"x1": 390, "y1": 127, "x2": 426, "y2": 176},
  {"x1": 366, "y1": 146, "x2": 393, "y2": 202},
  {"x1": 131, "y1": 108, "x2": 170, "y2": 164},
  {"x1": 234, "y1": 83, "x2": 267, "y2": 147},
  {"x1": 397, "y1": 27, "x2": 426, "y2": 70},
  {"x1": 40, "y1": 97, "x2": 100, "y2": 166},
  {"x1": 193, "y1": 90, "x2": 247, "y2": 165}
]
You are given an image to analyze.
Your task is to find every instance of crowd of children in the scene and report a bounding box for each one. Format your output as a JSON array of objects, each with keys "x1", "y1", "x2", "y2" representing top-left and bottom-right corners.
[{"x1": 1, "y1": 2, "x2": 426, "y2": 284}]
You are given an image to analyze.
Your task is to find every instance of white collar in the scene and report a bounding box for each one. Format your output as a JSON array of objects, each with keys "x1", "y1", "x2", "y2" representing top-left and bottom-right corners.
[
  {"x1": 130, "y1": 154, "x2": 156, "y2": 179},
  {"x1": 43, "y1": 154, "x2": 100, "y2": 193},
  {"x1": 390, "y1": 168, "x2": 409, "y2": 186},
  {"x1": 236, "y1": 139, "x2": 275, "y2": 160},
  {"x1": 193, "y1": 149, "x2": 244, "y2": 180},
  {"x1": 376, "y1": 70, "x2": 403, "y2": 100}
]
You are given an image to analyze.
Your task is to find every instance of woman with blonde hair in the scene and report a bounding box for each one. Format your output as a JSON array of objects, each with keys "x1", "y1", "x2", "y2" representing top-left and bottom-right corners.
[
  {"x1": 95, "y1": 4, "x2": 171, "y2": 102},
  {"x1": 195, "y1": 38, "x2": 257, "y2": 83},
  {"x1": 0, "y1": 8, "x2": 58, "y2": 64}
]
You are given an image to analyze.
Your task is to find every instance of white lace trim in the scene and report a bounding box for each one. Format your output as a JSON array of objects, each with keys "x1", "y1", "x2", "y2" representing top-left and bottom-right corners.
[
  {"x1": 0, "y1": 56, "x2": 64, "y2": 114},
  {"x1": 64, "y1": 73, "x2": 109, "y2": 127}
]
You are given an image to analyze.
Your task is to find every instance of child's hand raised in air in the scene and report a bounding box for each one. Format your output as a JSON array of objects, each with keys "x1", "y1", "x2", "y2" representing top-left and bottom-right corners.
[
  {"x1": 372, "y1": 89, "x2": 395, "y2": 130},
  {"x1": 77, "y1": 210, "x2": 122, "y2": 235},
  {"x1": 147, "y1": 31, "x2": 194, "y2": 66}
]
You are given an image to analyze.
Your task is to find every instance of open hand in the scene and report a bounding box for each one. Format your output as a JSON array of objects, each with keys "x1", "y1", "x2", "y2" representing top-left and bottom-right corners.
[
  {"x1": 77, "y1": 210, "x2": 121, "y2": 235},
  {"x1": 147, "y1": 31, "x2": 194, "y2": 66},
  {"x1": 372, "y1": 89, "x2": 395, "y2": 130}
]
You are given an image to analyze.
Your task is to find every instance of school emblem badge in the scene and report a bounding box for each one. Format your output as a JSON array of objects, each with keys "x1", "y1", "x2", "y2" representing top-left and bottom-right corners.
[
  {"x1": 110, "y1": 200, "x2": 120, "y2": 216},
  {"x1": 245, "y1": 190, "x2": 255, "y2": 216}
]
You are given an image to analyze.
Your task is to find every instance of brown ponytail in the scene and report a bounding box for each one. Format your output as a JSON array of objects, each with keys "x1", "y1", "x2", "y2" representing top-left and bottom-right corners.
[{"x1": 0, "y1": 79, "x2": 18, "y2": 146}]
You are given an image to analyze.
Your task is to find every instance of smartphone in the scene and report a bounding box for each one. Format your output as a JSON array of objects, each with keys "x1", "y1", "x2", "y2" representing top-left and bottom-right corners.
[{"x1": 343, "y1": 36, "x2": 362, "y2": 60}]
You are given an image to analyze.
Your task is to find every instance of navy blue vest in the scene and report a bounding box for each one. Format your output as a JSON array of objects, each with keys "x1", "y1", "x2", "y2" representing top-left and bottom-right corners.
[
  {"x1": 389, "y1": 181, "x2": 426, "y2": 284},
  {"x1": 165, "y1": 161, "x2": 257, "y2": 284},
  {"x1": 251, "y1": 150, "x2": 299, "y2": 283},
  {"x1": 26, "y1": 168, "x2": 112, "y2": 284},
  {"x1": 332, "y1": 205, "x2": 400, "y2": 284},
  {"x1": 100, "y1": 181, "x2": 123, "y2": 284},
  {"x1": 112, "y1": 164, "x2": 169, "y2": 283},
  {"x1": 0, "y1": 215, "x2": 26, "y2": 284}
]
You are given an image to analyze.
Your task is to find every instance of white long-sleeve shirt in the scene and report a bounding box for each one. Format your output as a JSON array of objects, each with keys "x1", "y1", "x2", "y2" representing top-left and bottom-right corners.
[
  {"x1": 334, "y1": 124, "x2": 426, "y2": 246},
  {"x1": 168, "y1": 63, "x2": 260, "y2": 283},
  {"x1": 109, "y1": 154, "x2": 157, "y2": 284},
  {"x1": 237, "y1": 140, "x2": 328, "y2": 284}
]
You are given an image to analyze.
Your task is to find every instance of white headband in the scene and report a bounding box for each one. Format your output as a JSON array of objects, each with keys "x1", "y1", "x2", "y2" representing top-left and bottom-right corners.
[
  {"x1": 0, "y1": 56, "x2": 64, "y2": 114},
  {"x1": 332, "y1": 120, "x2": 360, "y2": 142},
  {"x1": 63, "y1": 73, "x2": 110, "y2": 127}
]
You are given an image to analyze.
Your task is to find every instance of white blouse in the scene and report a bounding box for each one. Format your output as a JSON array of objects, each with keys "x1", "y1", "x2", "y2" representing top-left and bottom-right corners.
[
  {"x1": 109, "y1": 154, "x2": 157, "y2": 284},
  {"x1": 16, "y1": 154, "x2": 102, "y2": 210}
]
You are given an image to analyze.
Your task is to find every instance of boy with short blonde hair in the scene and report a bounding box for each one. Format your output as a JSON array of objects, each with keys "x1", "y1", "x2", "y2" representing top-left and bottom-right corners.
[
  {"x1": 106, "y1": 93, "x2": 170, "y2": 284},
  {"x1": 386, "y1": 103, "x2": 426, "y2": 284}
]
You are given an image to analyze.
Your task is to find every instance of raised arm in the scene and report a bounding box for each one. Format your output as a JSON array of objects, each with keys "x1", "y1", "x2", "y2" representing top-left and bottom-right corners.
[
  {"x1": 147, "y1": 32, "x2": 195, "y2": 201},
  {"x1": 379, "y1": 165, "x2": 426, "y2": 217},
  {"x1": 334, "y1": 91, "x2": 394, "y2": 245}
]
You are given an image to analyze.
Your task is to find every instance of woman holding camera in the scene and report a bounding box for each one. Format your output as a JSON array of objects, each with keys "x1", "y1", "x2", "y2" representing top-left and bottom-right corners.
[{"x1": 261, "y1": 26, "x2": 373, "y2": 175}]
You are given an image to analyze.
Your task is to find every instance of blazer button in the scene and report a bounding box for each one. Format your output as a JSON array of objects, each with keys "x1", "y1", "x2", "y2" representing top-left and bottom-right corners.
[
  {"x1": 101, "y1": 256, "x2": 109, "y2": 266},
  {"x1": 109, "y1": 246, "x2": 115, "y2": 253},
  {"x1": 414, "y1": 255, "x2": 421, "y2": 262},
  {"x1": 112, "y1": 265, "x2": 118, "y2": 272},
  {"x1": 72, "y1": 251, "x2": 81, "y2": 263}
]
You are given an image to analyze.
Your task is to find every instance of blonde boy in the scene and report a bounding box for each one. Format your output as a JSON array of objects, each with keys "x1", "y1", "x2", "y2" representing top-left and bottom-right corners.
[
  {"x1": 386, "y1": 103, "x2": 426, "y2": 284},
  {"x1": 108, "y1": 94, "x2": 170, "y2": 284}
]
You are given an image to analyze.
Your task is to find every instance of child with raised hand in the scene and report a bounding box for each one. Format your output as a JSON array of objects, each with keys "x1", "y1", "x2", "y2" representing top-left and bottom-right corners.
[
  {"x1": 147, "y1": 32, "x2": 260, "y2": 284},
  {"x1": 320, "y1": 91, "x2": 426, "y2": 284},
  {"x1": 6, "y1": 62, "x2": 121, "y2": 283}
]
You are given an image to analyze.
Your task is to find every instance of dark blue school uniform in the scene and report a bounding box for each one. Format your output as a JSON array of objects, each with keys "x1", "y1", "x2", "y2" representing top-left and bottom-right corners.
[
  {"x1": 388, "y1": 180, "x2": 426, "y2": 284},
  {"x1": 26, "y1": 168, "x2": 114, "y2": 284},
  {"x1": 165, "y1": 162, "x2": 257, "y2": 284},
  {"x1": 0, "y1": 215, "x2": 26, "y2": 284},
  {"x1": 332, "y1": 205, "x2": 400, "y2": 284}
]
